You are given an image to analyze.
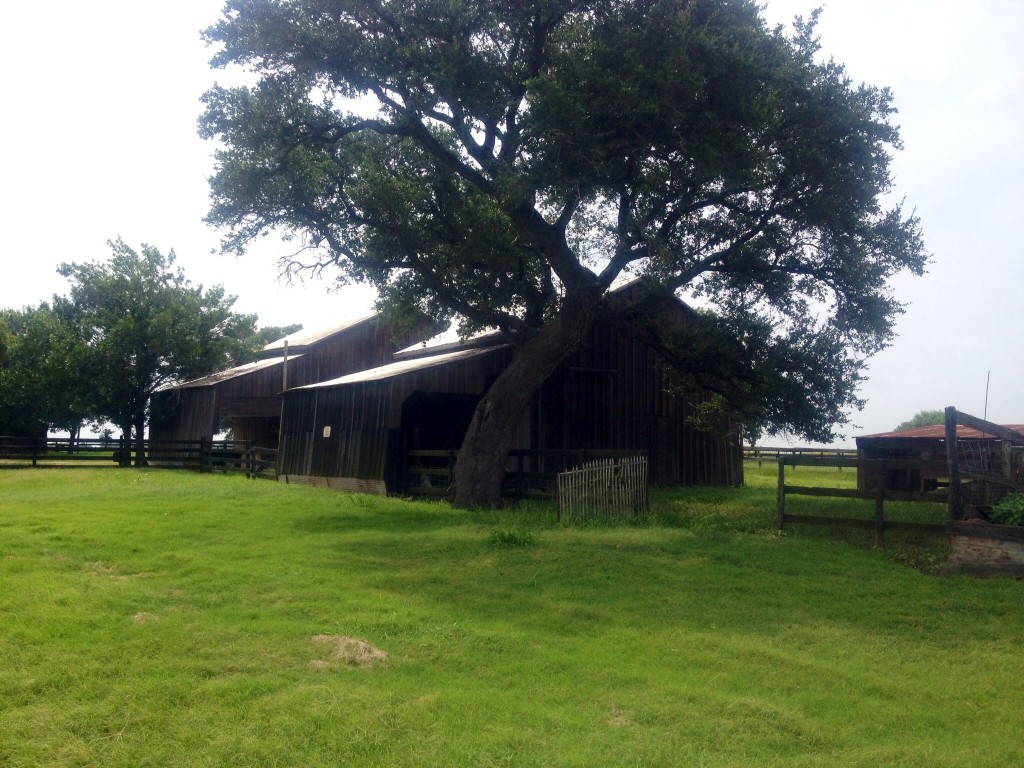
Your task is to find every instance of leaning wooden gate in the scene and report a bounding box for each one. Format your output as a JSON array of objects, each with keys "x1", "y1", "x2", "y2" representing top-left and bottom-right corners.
[{"x1": 557, "y1": 456, "x2": 649, "y2": 522}]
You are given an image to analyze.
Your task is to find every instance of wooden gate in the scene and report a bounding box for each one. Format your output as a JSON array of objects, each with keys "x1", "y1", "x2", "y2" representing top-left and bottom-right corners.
[{"x1": 557, "y1": 456, "x2": 649, "y2": 522}]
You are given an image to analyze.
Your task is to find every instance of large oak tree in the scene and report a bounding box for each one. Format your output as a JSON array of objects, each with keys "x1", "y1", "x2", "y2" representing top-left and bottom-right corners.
[{"x1": 201, "y1": 0, "x2": 927, "y2": 506}]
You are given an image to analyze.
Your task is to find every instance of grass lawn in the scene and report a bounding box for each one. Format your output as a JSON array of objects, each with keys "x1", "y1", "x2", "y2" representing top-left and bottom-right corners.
[{"x1": 2, "y1": 466, "x2": 1023, "y2": 767}]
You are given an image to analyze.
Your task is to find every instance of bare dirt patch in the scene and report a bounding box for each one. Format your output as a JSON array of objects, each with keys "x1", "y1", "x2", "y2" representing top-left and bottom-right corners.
[
  {"x1": 132, "y1": 612, "x2": 156, "y2": 624},
  {"x1": 309, "y1": 635, "x2": 388, "y2": 670},
  {"x1": 608, "y1": 705, "x2": 630, "y2": 727}
]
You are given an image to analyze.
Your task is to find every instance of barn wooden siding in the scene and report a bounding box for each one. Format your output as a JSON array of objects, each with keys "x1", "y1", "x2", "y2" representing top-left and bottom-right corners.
[
  {"x1": 279, "y1": 347, "x2": 512, "y2": 483},
  {"x1": 536, "y1": 315, "x2": 742, "y2": 486},
  {"x1": 279, "y1": 307, "x2": 742, "y2": 491},
  {"x1": 150, "y1": 317, "x2": 426, "y2": 447}
]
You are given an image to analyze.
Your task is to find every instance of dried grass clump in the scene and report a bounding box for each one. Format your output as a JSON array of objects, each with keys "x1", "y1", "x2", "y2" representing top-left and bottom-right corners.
[{"x1": 309, "y1": 635, "x2": 388, "y2": 670}]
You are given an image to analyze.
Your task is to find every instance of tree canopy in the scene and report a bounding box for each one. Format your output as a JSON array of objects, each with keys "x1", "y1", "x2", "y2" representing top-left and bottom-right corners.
[
  {"x1": 201, "y1": 0, "x2": 927, "y2": 505},
  {"x1": 895, "y1": 410, "x2": 945, "y2": 432},
  {"x1": 0, "y1": 303, "x2": 90, "y2": 439}
]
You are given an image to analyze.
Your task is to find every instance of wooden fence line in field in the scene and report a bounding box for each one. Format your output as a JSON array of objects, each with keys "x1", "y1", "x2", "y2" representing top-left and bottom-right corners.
[
  {"x1": 0, "y1": 437, "x2": 277, "y2": 478},
  {"x1": 776, "y1": 455, "x2": 947, "y2": 544},
  {"x1": 557, "y1": 456, "x2": 649, "y2": 523},
  {"x1": 745, "y1": 446, "x2": 858, "y2": 467}
]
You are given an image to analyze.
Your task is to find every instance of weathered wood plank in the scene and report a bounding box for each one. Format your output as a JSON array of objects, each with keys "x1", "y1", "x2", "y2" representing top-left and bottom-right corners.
[
  {"x1": 955, "y1": 412, "x2": 1024, "y2": 442},
  {"x1": 784, "y1": 486, "x2": 875, "y2": 500}
]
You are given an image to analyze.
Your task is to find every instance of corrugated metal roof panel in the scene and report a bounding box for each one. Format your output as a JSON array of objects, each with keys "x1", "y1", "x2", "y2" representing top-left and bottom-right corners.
[
  {"x1": 394, "y1": 327, "x2": 503, "y2": 359},
  {"x1": 293, "y1": 345, "x2": 507, "y2": 389},
  {"x1": 259, "y1": 312, "x2": 377, "y2": 354},
  {"x1": 859, "y1": 424, "x2": 1024, "y2": 440},
  {"x1": 157, "y1": 354, "x2": 303, "y2": 390}
]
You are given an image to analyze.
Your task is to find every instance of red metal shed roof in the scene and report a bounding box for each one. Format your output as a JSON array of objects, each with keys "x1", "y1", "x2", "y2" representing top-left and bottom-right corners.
[{"x1": 859, "y1": 424, "x2": 1024, "y2": 440}]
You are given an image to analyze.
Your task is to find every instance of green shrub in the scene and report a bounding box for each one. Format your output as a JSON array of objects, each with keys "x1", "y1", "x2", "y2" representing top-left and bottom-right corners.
[
  {"x1": 991, "y1": 493, "x2": 1024, "y2": 526},
  {"x1": 487, "y1": 527, "x2": 536, "y2": 548}
]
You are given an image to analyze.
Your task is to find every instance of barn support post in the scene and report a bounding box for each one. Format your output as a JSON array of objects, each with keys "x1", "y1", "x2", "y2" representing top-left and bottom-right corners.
[
  {"x1": 776, "y1": 456, "x2": 786, "y2": 530},
  {"x1": 945, "y1": 406, "x2": 961, "y2": 520}
]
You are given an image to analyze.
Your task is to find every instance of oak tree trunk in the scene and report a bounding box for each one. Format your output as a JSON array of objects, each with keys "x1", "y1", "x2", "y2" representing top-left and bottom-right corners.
[
  {"x1": 451, "y1": 297, "x2": 597, "y2": 508},
  {"x1": 133, "y1": 408, "x2": 148, "y2": 467}
]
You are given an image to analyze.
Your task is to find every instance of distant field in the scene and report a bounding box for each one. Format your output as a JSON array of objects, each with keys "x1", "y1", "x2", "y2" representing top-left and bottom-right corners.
[{"x1": 1, "y1": 467, "x2": 1021, "y2": 767}]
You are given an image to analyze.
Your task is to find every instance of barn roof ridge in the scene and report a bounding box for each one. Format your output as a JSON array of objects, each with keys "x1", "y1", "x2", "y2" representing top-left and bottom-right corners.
[{"x1": 258, "y1": 311, "x2": 377, "y2": 357}]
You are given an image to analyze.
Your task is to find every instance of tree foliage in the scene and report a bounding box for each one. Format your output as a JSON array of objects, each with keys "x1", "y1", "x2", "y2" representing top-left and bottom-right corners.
[
  {"x1": 895, "y1": 410, "x2": 945, "y2": 432},
  {"x1": 57, "y1": 239, "x2": 259, "y2": 459},
  {"x1": 0, "y1": 303, "x2": 90, "y2": 438},
  {"x1": 201, "y1": 0, "x2": 927, "y2": 505}
]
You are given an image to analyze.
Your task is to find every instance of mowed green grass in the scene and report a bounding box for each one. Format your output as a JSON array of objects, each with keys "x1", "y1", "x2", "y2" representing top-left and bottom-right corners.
[{"x1": 1, "y1": 467, "x2": 1023, "y2": 767}]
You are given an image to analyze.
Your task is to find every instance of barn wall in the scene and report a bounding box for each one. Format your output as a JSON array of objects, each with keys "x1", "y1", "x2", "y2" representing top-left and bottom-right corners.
[
  {"x1": 279, "y1": 312, "x2": 742, "y2": 490},
  {"x1": 279, "y1": 348, "x2": 512, "y2": 484},
  {"x1": 152, "y1": 317, "x2": 428, "y2": 448},
  {"x1": 535, "y1": 308, "x2": 741, "y2": 486},
  {"x1": 149, "y1": 388, "x2": 219, "y2": 443}
]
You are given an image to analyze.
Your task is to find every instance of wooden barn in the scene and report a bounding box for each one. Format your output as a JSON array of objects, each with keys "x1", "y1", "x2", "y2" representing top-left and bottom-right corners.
[
  {"x1": 149, "y1": 313, "x2": 427, "y2": 448},
  {"x1": 278, "y1": 298, "x2": 744, "y2": 494}
]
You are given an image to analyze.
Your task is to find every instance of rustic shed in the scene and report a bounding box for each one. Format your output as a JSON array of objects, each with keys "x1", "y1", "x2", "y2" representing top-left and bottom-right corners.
[
  {"x1": 278, "y1": 302, "x2": 743, "y2": 493},
  {"x1": 149, "y1": 313, "x2": 426, "y2": 448},
  {"x1": 856, "y1": 423, "x2": 1024, "y2": 491}
]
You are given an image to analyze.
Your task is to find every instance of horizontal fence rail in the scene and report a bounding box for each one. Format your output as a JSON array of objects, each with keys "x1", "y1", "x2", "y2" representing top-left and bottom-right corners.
[
  {"x1": 777, "y1": 455, "x2": 948, "y2": 544},
  {"x1": 0, "y1": 437, "x2": 277, "y2": 478},
  {"x1": 746, "y1": 446, "x2": 858, "y2": 467}
]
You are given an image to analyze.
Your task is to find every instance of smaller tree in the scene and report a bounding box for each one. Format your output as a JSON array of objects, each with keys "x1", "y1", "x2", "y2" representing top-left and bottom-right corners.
[
  {"x1": 0, "y1": 303, "x2": 90, "y2": 441},
  {"x1": 895, "y1": 410, "x2": 945, "y2": 432},
  {"x1": 58, "y1": 238, "x2": 259, "y2": 463}
]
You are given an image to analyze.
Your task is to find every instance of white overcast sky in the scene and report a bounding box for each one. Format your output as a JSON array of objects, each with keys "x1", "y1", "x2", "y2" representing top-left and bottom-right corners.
[{"x1": 1, "y1": 1, "x2": 1021, "y2": 445}]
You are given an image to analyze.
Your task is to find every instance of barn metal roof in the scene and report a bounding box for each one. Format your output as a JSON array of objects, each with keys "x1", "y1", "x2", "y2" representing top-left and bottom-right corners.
[
  {"x1": 858, "y1": 424, "x2": 1024, "y2": 441},
  {"x1": 157, "y1": 354, "x2": 303, "y2": 391},
  {"x1": 259, "y1": 312, "x2": 377, "y2": 356},
  {"x1": 394, "y1": 327, "x2": 503, "y2": 359},
  {"x1": 292, "y1": 345, "x2": 507, "y2": 389}
]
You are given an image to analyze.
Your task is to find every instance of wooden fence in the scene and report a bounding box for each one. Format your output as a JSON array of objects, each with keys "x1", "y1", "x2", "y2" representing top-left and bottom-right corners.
[
  {"x1": 746, "y1": 446, "x2": 857, "y2": 466},
  {"x1": 776, "y1": 455, "x2": 948, "y2": 544},
  {"x1": 0, "y1": 437, "x2": 277, "y2": 478},
  {"x1": 557, "y1": 456, "x2": 649, "y2": 522},
  {"x1": 404, "y1": 448, "x2": 647, "y2": 499}
]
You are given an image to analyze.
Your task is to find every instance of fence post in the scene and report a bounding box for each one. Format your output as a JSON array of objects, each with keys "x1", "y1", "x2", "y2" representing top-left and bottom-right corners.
[
  {"x1": 200, "y1": 436, "x2": 209, "y2": 473},
  {"x1": 776, "y1": 456, "x2": 785, "y2": 530},
  {"x1": 944, "y1": 406, "x2": 961, "y2": 521},
  {"x1": 874, "y1": 459, "x2": 886, "y2": 547}
]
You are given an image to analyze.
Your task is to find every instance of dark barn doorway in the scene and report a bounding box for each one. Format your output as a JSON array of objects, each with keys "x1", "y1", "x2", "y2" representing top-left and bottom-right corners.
[{"x1": 400, "y1": 391, "x2": 481, "y2": 451}]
